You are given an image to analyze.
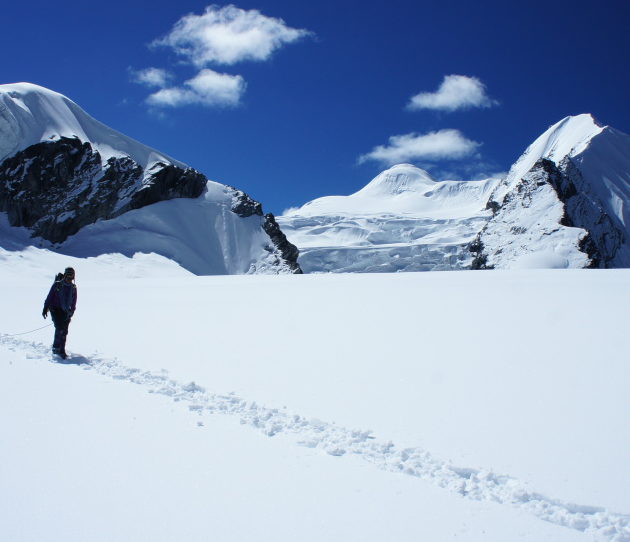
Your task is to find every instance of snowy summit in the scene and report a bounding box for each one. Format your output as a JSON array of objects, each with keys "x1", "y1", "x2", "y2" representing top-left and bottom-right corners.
[
  {"x1": 0, "y1": 82, "x2": 182, "y2": 170},
  {"x1": 278, "y1": 164, "x2": 502, "y2": 273},
  {"x1": 0, "y1": 83, "x2": 301, "y2": 275}
]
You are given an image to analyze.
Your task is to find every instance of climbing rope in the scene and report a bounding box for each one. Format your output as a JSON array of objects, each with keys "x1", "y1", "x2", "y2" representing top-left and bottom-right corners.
[{"x1": 2, "y1": 323, "x2": 53, "y2": 337}]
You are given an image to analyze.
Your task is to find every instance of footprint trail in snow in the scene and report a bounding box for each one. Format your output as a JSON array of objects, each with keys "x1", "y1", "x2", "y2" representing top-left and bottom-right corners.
[{"x1": 2, "y1": 333, "x2": 629, "y2": 542}]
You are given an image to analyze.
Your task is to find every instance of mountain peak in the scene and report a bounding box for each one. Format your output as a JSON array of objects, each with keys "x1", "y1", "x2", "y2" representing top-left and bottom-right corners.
[
  {"x1": 0, "y1": 81, "x2": 183, "y2": 170},
  {"x1": 1, "y1": 82, "x2": 64, "y2": 97},
  {"x1": 0, "y1": 82, "x2": 302, "y2": 275},
  {"x1": 354, "y1": 163, "x2": 436, "y2": 197},
  {"x1": 502, "y1": 114, "x2": 604, "y2": 187}
]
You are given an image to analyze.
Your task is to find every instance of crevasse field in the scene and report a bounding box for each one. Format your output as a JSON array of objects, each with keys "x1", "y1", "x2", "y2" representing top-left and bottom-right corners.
[{"x1": 1, "y1": 248, "x2": 629, "y2": 542}]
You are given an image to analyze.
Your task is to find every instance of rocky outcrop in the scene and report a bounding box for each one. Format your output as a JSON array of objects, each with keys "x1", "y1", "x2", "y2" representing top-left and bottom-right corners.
[
  {"x1": 0, "y1": 136, "x2": 206, "y2": 244},
  {"x1": 262, "y1": 213, "x2": 302, "y2": 274},
  {"x1": 127, "y1": 162, "x2": 206, "y2": 211},
  {"x1": 228, "y1": 186, "x2": 301, "y2": 273},
  {"x1": 550, "y1": 158, "x2": 626, "y2": 267},
  {"x1": 230, "y1": 188, "x2": 264, "y2": 218}
]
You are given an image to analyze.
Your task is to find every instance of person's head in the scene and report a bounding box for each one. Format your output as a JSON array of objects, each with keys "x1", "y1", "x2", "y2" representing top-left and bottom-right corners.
[{"x1": 64, "y1": 267, "x2": 75, "y2": 282}]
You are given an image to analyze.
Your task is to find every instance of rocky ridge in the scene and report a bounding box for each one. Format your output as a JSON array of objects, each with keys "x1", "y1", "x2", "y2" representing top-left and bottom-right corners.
[{"x1": 470, "y1": 115, "x2": 630, "y2": 269}]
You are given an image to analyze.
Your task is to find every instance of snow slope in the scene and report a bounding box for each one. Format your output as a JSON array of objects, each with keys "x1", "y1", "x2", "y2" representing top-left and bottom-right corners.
[
  {"x1": 0, "y1": 83, "x2": 299, "y2": 274},
  {"x1": 278, "y1": 164, "x2": 500, "y2": 272},
  {"x1": 57, "y1": 182, "x2": 295, "y2": 275},
  {"x1": 1, "y1": 249, "x2": 629, "y2": 541},
  {"x1": 0, "y1": 82, "x2": 183, "y2": 169},
  {"x1": 492, "y1": 114, "x2": 630, "y2": 222}
]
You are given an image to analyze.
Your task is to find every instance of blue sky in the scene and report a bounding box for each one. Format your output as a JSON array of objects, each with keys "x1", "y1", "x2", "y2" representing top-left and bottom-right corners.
[{"x1": 2, "y1": 0, "x2": 629, "y2": 214}]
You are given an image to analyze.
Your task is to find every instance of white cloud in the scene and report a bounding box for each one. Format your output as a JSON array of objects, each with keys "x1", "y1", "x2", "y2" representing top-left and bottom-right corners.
[
  {"x1": 131, "y1": 67, "x2": 173, "y2": 88},
  {"x1": 407, "y1": 75, "x2": 497, "y2": 112},
  {"x1": 359, "y1": 129, "x2": 481, "y2": 166},
  {"x1": 147, "y1": 69, "x2": 246, "y2": 108},
  {"x1": 152, "y1": 4, "x2": 311, "y2": 66}
]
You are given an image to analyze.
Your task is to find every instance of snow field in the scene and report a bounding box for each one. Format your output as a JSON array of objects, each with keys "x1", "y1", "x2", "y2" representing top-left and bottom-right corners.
[
  {"x1": 5, "y1": 331, "x2": 630, "y2": 540},
  {"x1": 1, "y1": 249, "x2": 629, "y2": 541}
]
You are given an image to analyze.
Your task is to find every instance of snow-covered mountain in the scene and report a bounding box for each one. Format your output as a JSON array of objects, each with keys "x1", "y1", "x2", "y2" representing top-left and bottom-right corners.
[
  {"x1": 279, "y1": 114, "x2": 630, "y2": 273},
  {"x1": 0, "y1": 83, "x2": 300, "y2": 275},
  {"x1": 471, "y1": 114, "x2": 630, "y2": 269},
  {"x1": 278, "y1": 164, "x2": 501, "y2": 273}
]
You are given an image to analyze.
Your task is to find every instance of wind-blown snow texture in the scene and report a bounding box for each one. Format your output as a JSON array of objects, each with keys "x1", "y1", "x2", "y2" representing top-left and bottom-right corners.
[
  {"x1": 1, "y1": 249, "x2": 629, "y2": 541},
  {"x1": 0, "y1": 83, "x2": 300, "y2": 275},
  {"x1": 279, "y1": 115, "x2": 630, "y2": 273}
]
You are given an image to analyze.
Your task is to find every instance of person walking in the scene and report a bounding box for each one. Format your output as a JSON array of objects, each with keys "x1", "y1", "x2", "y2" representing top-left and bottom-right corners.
[{"x1": 42, "y1": 267, "x2": 77, "y2": 359}]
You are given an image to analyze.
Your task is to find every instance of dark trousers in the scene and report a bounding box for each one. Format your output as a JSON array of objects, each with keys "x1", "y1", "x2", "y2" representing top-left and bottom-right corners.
[{"x1": 50, "y1": 308, "x2": 71, "y2": 352}]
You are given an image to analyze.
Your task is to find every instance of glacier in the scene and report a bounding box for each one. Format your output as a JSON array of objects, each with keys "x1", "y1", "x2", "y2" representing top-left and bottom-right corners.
[
  {"x1": 280, "y1": 115, "x2": 630, "y2": 273},
  {"x1": 278, "y1": 164, "x2": 501, "y2": 273}
]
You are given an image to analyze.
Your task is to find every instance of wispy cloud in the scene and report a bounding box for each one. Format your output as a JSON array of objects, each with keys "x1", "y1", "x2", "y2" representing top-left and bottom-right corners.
[
  {"x1": 130, "y1": 67, "x2": 173, "y2": 88},
  {"x1": 407, "y1": 75, "x2": 497, "y2": 112},
  {"x1": 152, "y1": 4, "x2": 312, "y2": 67},
  {"x1": 146, "y1": 69, "x2": 246, "y2": 108},
  {"x1": 359, "y1": 129, "x2": 481, "y2": 166}
]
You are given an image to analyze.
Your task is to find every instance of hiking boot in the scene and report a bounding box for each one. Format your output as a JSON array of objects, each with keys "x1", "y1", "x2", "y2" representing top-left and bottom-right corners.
[{"x1": 59, "y1": 350, "x2": 68, "y2": 360}]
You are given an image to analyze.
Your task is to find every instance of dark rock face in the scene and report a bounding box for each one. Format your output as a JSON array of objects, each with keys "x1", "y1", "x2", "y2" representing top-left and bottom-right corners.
[
  {"x1": 230, "y1": 188, "x2": 263, "y2": 217},
  {"x1": 0, "y1": 137, "x2": 206, "y2": 244},
  {"x1": 1, "y1": 137, "x2": 103, "y2": 241},
  {"x1": 229, "y1": 187, "x2": 302, "y2": 273},
  {"x1": 127, "y1": 163, "x2": 206, "y2": 211},
  {"x1": 468, "y1": 237, "x2": 492, "y2": 270},
  {"x1": 262, "y1": 213, "x2": 302, "y2": 274},
  {"x1": 550, "y1": 158, "x2": 625, "y2": 268}
]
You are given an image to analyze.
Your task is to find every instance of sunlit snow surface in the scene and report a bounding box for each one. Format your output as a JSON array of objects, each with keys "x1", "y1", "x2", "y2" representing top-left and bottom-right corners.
[
  {"x1": 279, "y1": 164, "x2": 501, "y2": 272},
  {"x1": 0, "y1": 187, "x2": 290, "y2": 276},
  {"x1": 0, "y1": 82, "x2": 183, "y2": 170},
  {"x1": 1, "y1": 248, "x2": 629, "y2": 542}
]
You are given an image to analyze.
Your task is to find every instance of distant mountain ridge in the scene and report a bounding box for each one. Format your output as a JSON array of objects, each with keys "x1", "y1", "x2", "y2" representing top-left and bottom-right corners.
[
  {"x1": 3, "y1": 84, "x2": 627, "y2": 275},
  {"x1": 279, "y1": 114, "x2": 630, "y2": 273},
  {"x1": 0, "y1": 83, "x2": 301, "y2": 275},
  {"x1": 278, "y1": 165, "x2": 501, "y2": 273}
]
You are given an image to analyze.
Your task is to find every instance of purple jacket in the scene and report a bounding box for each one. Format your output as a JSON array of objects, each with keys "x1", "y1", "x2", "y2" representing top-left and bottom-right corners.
[{"x1": 44, "y1": 280, "x2": 77, "y2": 316}]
